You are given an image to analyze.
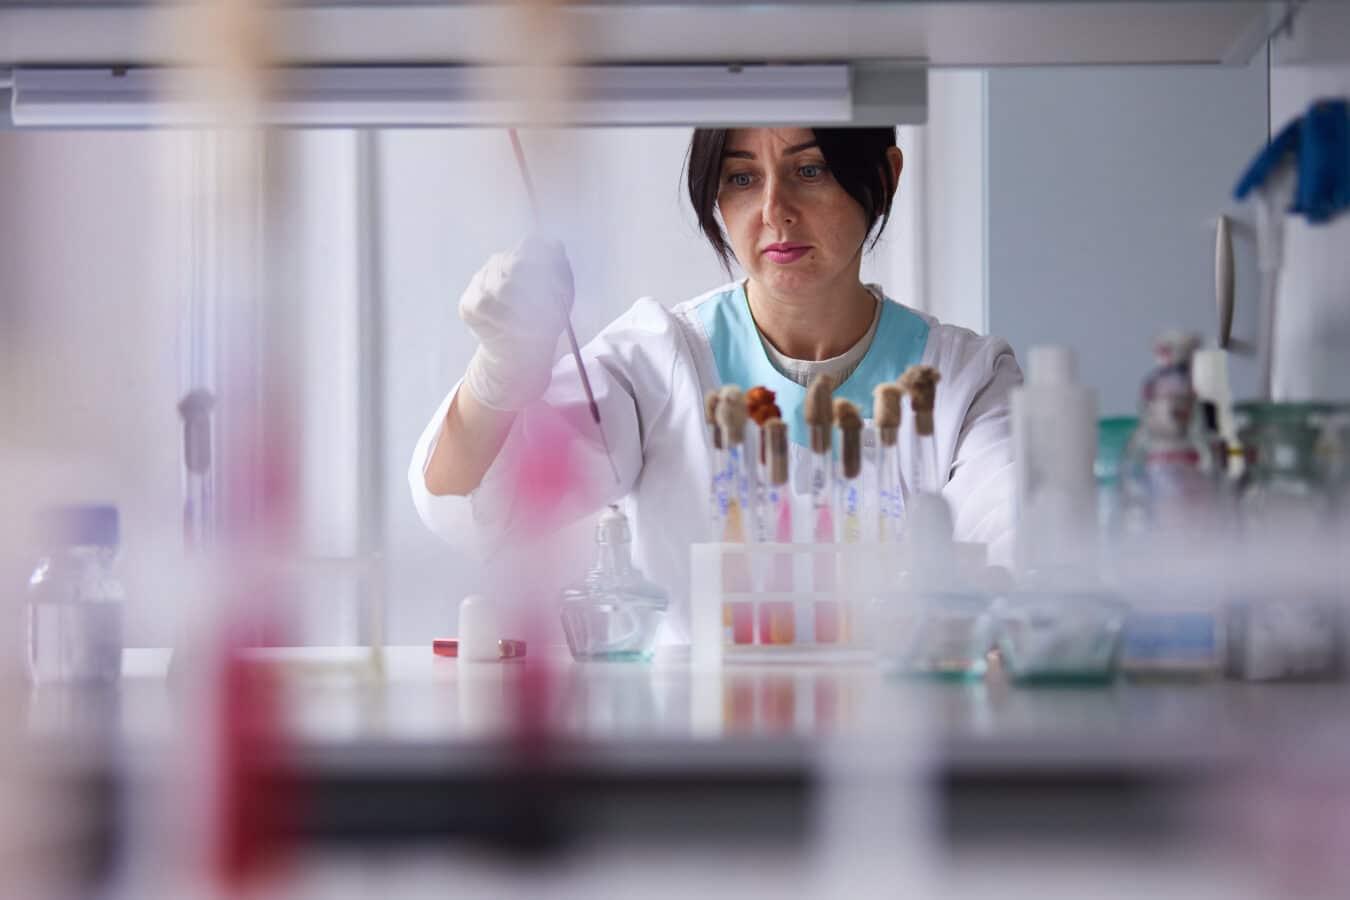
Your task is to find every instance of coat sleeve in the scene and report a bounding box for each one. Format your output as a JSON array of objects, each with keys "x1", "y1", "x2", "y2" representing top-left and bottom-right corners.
[
  {"x1": 407, "y1": 299, "x2": 675, "y2": 561},
  {"x1": 936, "y1": 331, "x2": 1022, "y2": 569}
]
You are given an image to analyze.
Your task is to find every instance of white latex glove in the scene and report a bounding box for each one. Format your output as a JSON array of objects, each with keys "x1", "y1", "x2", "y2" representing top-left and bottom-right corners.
[{"x1": 459, "y1": 234, "x2": 575, "y2": 411}]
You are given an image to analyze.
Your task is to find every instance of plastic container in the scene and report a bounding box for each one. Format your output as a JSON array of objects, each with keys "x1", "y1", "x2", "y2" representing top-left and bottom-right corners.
[
  {"x1": 879, "y1": 590, "x2": 994, "y2": 679},
  {"x1": 1011, "y1": 347, "x2": 1099, "y2": 576},
  {"x1": 993, "y1": 591, "x2": 1126, "y2": 684},
  {"x1": 561, "y1": 506, "x2": 669, "y2": 662},
  {"x1": 26, "y1": 505, "x2": 124, "y2": 685},
  {"x1": 1112, "y1": 543, "x2": 1227, "y2": 680},
  {"x1": 1121, "y1": 607, "x2": 1224, "y2": 679},
  {"x1": 1226, "y1": 598, "x2": 1341, "y2": 682}
]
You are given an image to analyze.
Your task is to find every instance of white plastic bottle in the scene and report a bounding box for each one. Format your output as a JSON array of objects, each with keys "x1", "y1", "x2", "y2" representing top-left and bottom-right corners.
[{"x1": 1011, "y1": 346, "x2": 1100, "y2": 580}]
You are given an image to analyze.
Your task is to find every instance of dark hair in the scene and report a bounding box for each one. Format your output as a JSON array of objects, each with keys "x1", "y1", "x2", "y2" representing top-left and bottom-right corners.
[{"x1": 685, "y1": 127, "x2": 899, "y2": 270}]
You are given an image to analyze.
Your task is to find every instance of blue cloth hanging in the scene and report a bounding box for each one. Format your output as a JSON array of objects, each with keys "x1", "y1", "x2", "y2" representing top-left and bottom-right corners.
[{"x1": 1235, "y1": 98, "x2": 1350, "y2": 224}]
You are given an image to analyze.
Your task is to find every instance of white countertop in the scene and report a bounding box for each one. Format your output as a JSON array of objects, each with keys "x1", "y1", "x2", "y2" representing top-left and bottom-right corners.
[{"x1": 22, "y1": 645, "x2": 1350, "y2": 775}]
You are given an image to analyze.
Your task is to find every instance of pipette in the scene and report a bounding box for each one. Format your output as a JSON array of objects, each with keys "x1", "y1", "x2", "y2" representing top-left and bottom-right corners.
[{"x1": 507, "y1": 128, "x2": 621, "y2": 485}]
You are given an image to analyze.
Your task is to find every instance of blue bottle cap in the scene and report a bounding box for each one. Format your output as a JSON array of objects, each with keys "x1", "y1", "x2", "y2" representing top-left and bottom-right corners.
[{"x1": 38, "y1": 505, "x2": 119, "y2": 549}]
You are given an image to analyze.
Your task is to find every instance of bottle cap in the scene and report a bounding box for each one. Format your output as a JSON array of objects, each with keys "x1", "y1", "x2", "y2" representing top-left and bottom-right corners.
[
  {"x1": 1152, "y1": 330, "x2": 1201, "y2": 367},
  {"x1": 1027, "y1": 346, "x2": 1078, "y2": 387},
  {"x1": 37, "y1": 505, "x2": 119, "y2": 549},
  {"x1": 596, "y1": 504, "x2": 632, "y2": 546},
  {"x1": 1191, "y1": 348, "x2": 1231, "y2": 403}
]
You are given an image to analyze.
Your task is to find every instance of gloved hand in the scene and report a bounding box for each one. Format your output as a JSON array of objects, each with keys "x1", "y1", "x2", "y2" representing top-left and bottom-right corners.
[{"x1": 459, "y1": 234, "x2": 575, "y2": 411}]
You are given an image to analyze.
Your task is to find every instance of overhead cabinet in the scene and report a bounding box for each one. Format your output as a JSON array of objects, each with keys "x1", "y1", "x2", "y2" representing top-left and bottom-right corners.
[{"x1": 0, "y1": 2, "x2": 1295, "y2": 68}]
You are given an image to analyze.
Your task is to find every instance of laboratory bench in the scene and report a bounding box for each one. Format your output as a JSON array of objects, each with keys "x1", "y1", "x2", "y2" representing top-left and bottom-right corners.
[{"x1": 20, "y1": 646, "x2": 1350, "y2": 855}]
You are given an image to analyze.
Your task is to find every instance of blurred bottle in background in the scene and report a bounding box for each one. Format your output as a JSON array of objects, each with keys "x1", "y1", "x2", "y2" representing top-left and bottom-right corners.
[
  {"x1": 1120, "y1": 331, "x2": 1224, "y2": 535},
  {"x1": 27, "y1": 505, "x2": 124, "y2": 685}
]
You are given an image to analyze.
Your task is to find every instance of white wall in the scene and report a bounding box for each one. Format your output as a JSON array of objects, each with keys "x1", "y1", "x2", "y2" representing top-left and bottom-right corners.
[
  {"x1": 985, "y1": 60, "x2": 1269, "y2": 415},
  {"x1": 922, "y1": 70, "x2": 989, "y2": 334}
]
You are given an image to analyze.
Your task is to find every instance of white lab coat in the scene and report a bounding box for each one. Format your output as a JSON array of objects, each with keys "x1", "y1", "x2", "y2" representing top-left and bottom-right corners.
[{"x1": 410, "y1": 282, "x2": 1021, "y2": 644}]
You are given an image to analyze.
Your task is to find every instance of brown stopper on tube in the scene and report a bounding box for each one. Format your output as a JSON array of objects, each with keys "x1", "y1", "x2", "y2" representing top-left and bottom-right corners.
[
  {"x1": 833, "y1": 398, "x2": 863, "y2": 480},
  {"x1": 804, "y1": 374, "x2": 835, "y2": 455},
  {"x1": 746, "y1": 386, "x2": 781, "y2": 426},
  {"x1": 746, "y1": 386, "x2": 782, "y2": 465},
  {"x1": 873, "y1": 383, "x2": 902, "y2": 447},
  {"x1": 715, "y1": 385, "x2": 748, "y2": 447},
  {"x1": 898, "y1": 365, "x2": 941, "y2": 437},
  {"x1": 704, "y1": 390, "x2": 723, "y2": 450},
  {"x1": 764, "y1": 418, "x2": 789, "y2": 486}
]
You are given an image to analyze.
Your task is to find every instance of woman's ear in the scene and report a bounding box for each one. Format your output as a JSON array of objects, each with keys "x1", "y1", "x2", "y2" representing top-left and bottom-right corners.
[{"x1": 885, "y1": 146, "x2": 904, "y2": 197}]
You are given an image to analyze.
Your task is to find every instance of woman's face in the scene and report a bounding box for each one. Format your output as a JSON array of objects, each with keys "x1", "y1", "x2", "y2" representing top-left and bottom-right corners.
[{"x1": 716, "y1": 128, "x2": 873, "y2": 300}]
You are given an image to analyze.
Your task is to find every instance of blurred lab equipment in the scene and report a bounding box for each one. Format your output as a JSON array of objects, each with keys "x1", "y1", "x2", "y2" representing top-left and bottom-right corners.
[
  {"x1": 561, "y1": 505, "x2": 669, "y2": 662},
  {"x1": 1224, "y1": 401, "x2": 1345, "y2": 681},
  {"x1": 879, "y1": 494, "x2": 995, "y2": 679},
  {"x1": 1111, "y1": 337, "x2": 1231, "y2": 678},
  {"x1": 1315, "y1": 411, "x2": 1350, "y2": 518},
  {"x1": 1095, "y1": 416, "x2": 1137, "y2": 549},
  {"x1": 1234, "y1": 98, "x2": 1350, "y2": 399},
  {"x1": 999, "y1": 347, "x2": 1124, "y2": 683},
  {"x1": 993, "y1": 590, "x2": 1126, "y2": 684},
  {"x1": 1120, "y1": 331, "x2": 1220, "y2": 533},
  {"x1": 26, "y1": 505, "x2": 124, "y2": 685},
  {"x1": 1116, "y1": 544, "x2": 1227, "y2": 680},
  {"x1": 1192, "y1": 347, "x2": 1244, "y2": 479},
  {"x1": 1236, "y1": 401, "x2": 1337, "y2": 530},
  {"x1": 178, "y1": 389, "x2": 216, "y2": 552},
  {"x1": 1011, "y1": 346, "x2": 1099, "y2": 579},
  {"x1": 433, "y1": 638, "x2": 527, "y2": 659}
]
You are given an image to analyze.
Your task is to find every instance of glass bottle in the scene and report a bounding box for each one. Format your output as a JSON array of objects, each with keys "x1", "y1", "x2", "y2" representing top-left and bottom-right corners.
[
  {"x1": 1226, "y1": 402, "x2": 1340, "y2": 681},
  {"x1": 1120, "y1": 334, "x2": 1217, "y2": 534},
  {"x1": 560, "y1": 506, "x2": 670, "y2": 662},
  {"x1": 1237, "y1": 402, "x2": 1334, "y2": 530},
  {"x1": 27, "y1": 505, "x2": 125, "y2": 685}
]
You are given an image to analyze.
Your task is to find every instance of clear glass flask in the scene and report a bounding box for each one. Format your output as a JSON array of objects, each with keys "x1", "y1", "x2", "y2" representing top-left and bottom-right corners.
[{"x1": 561, "y1": 506, "x2": 670, "y2": 662}]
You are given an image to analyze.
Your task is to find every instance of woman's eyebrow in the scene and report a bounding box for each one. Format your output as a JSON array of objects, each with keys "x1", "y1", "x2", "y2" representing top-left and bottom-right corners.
[{"x1": 721, "y1": 140, "x2": 821, "y2": 161}]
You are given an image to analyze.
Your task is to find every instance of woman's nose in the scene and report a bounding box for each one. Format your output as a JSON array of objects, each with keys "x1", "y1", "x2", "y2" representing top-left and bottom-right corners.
[{"x1": 761, "y1": 175, "x2": 797, "y2": 229}]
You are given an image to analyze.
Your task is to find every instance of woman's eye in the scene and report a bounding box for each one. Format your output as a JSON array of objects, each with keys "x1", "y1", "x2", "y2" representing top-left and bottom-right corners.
[
  {"x1": 727, "y1": 172, "x2": 754, "y2": 188},
  {"x1": 799, "y1": 164, "x2": 825, "y2": 179}
]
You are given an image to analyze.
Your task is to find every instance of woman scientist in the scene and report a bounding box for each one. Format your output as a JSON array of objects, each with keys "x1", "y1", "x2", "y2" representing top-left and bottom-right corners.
[{"x1": 410, "y1": 127, "x2": 1020, "y2": 642}]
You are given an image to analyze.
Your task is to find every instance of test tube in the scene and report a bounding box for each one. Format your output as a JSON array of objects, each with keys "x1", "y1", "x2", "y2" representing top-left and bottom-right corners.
[
  {"x1": 705, "y1": 390, "x2": 728, "y2": 531},
  {"x1": 827, "y1": 399, "x2": 863, "y2": 643},
  {"x1": 900, "y1": 366, "x2": 943, "y2": 496},
  {"x1": 715, "y1": 386, "x2": 755, "y2": 645},
  {"x1": 874, "y1": 383, "x2": 904, "y2": 541},
  {"x1": 805, "y1": 376, "x2": 836, "y2": 644},
  {"x1": 760, "y1": 418, "x2": 795, "y2": 645},
  {"x1": 747, "y1": 386, "x2": 781, "y2": 543}
]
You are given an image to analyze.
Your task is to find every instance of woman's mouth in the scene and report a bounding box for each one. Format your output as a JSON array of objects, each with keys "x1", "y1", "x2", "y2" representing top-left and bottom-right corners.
[{"x1": 762, "y1": 242, "x2": 811, "y2": 264}]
